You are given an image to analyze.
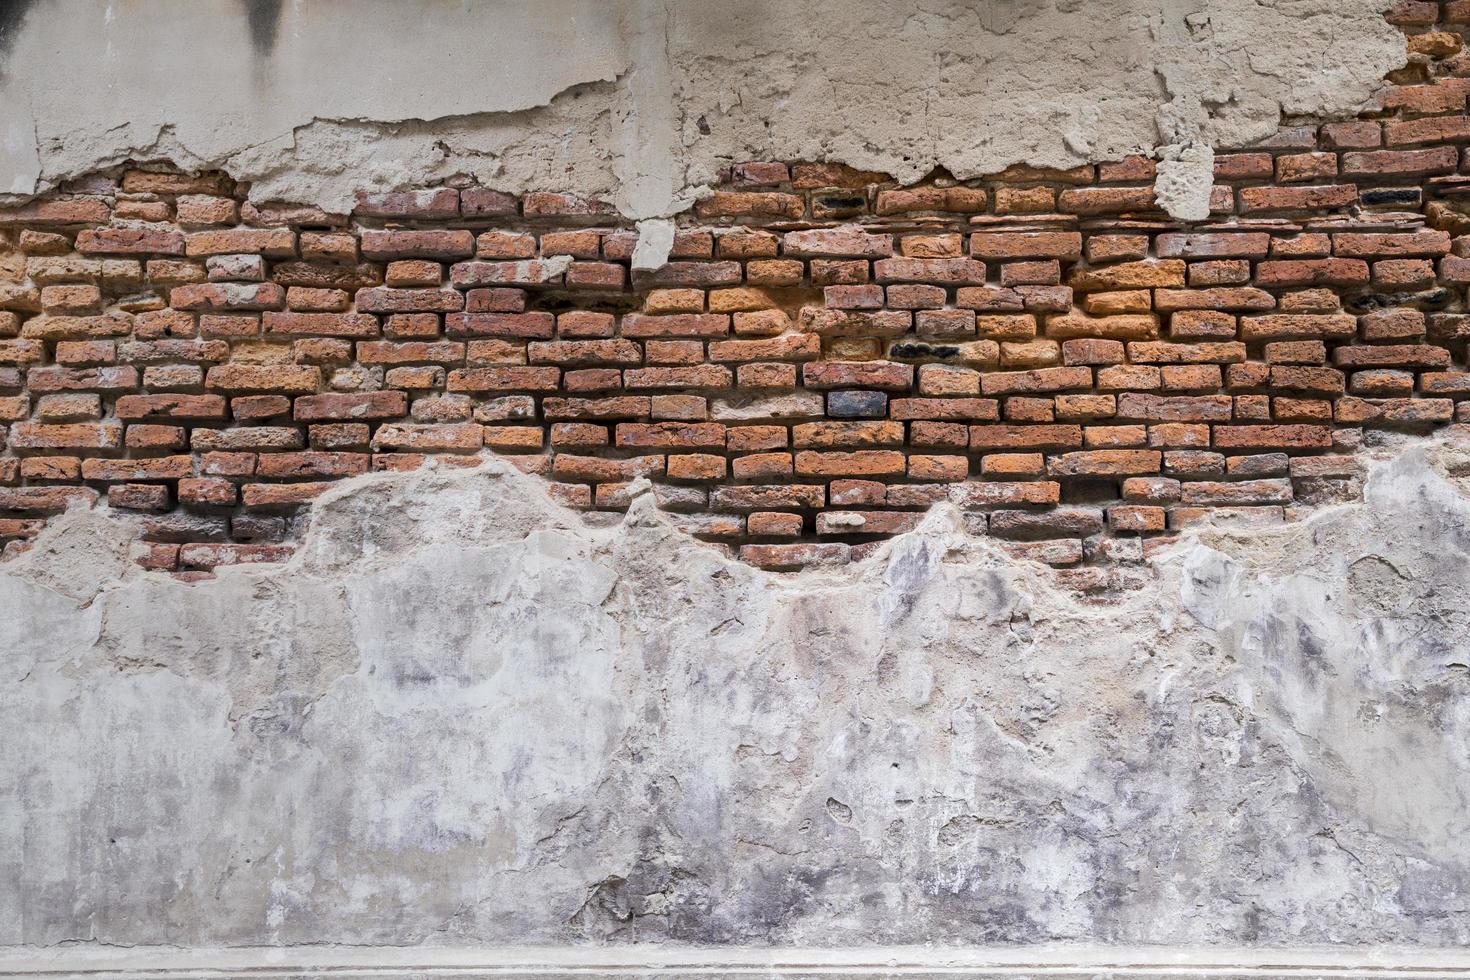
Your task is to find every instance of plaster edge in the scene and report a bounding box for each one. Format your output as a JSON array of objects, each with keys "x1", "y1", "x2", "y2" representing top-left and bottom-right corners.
[{"x1": 4, "y1": 944, "x2": 1470, "y2": 979}]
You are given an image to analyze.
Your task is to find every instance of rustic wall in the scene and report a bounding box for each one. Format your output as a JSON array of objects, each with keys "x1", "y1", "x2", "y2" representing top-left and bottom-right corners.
[
  {"x1": 0, "y1": 0, "x2": 1405, "y2": 219},
  {"x1": 4, "y1": 0, "x2": 1470, "y2": 973},
  {"x1": 5, "y1": 435, "x2": 1470, "y2": 956}
]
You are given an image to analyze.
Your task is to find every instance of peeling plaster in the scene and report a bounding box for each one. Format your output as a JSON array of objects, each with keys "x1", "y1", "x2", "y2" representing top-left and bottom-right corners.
[
  {"x1": 0, "y1": 0, "x2": 1404, "y2": 219},
  {"x1": 4, "y1": 433, "x2": 1470, "y2": 948}
]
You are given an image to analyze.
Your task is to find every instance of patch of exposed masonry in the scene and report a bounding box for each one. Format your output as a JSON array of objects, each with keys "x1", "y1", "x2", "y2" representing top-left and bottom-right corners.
[
  {"x1": 0, "y1": 0, "x2": 1405, "y2": 232},
  {"x1": 4, "y1": 428, "x2": 1470, "y2": 947}
]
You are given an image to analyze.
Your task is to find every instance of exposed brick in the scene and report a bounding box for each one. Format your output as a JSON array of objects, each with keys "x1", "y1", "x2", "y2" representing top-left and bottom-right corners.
[{"x1": 1239, "y1": 185, "x2": 1357, "y2": 212}]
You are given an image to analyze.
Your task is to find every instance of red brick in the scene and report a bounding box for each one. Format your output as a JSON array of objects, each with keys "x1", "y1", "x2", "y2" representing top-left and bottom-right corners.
[
  {"x1": 8, "y1": 421, "x2": 122, "y2": 450},
  {"x1": 1331, "y1": 230, "x2": 1451, "y2": 258},
  {"x1": 116, "y1": 393, "x2": 228, "y2": 420},
  {"x1": 615, "y1": 422, "x2": 725, "y2": 449},
  {"x1": 528, "y1": 340, "x2": 641, "y2": 366},
  {"x1": 969, "y1": 232, "x2": 1083, "y2": 261},
  {"x1": 256, "y1": 452, "x2": 371, "y2": 478},
  {"x1": 1044, "y1": 313, "x2": 1159, "y2": 340},
  {"x1": 1255, "y1": 259, "x2": 1369, "y2": 287},
  {"x1": 1240, "y1": 314, "x2": 1356, "y2": 341},
  {"x1": 1058, "y1": 186, "x2": 1158, "y2": 215},
  {"x1": 875, "y1": 187, "x2": 988, "y2": 215},
  {"x1": 697, "y1": 192, "x2": 805, "y2": 219},
  {"x1": 1048, "y1": 449, "x2": 1161, "y2": 477},
  {"x1": 360, "y1": 229, "x2": 474, "y2": 260},
  {"x1": 0, "y1": 197, "x2": 111, "y2": 225},
  {"x1": 170, "y1": 282, "x2": 285, "y2": 311},
  {"x1": 460, "y1": 188, "x2": 519, "y2": 217},
  {"x1": 1212, "y1": 424, "x2": 1333, "y2": 449},
  {"x1": 1341, "y1": 147, "x2": 1458, "y2": 176},
  {"x1": 370, "y1": 422, "x2": 483, "y2": 452},
  {"x1": 446, "y1": 366, "x2": 561, "y2": 392},
  {"x1": 1155, "y1": 232, "x2": 1271, "y2": 259},
  {"x1": 1385, "y1": 116, "x2": 1470, "y2": 146},
  {"x1": 76, "y1": 227, "x2": 186, "y2": 255},
  {"x1": 205, "y1": 364, "x2": 320, "y2": 393},
  {"x1": 354, "y1": 188, "x2": 459, "y2": 219},
  {"x1": 1239, "y1": 185, "x2": 1357, "y2": 212},
  {"x1": 446, "y1": 312, "x2": 555, "y2": 339},
  {"x1": 802, "y1": 361, "x2": 913, "y2": 390},
  {"x1": 873, "y1": 257, "x2": 987, "y2": 285},
  {"x1": 1332, "y1": 345, "x2": 1450, "y2": 368},
  {"x1": 783, "y1": 228, "x2": 892, "y2": 257},
  {"x1": 950, "y1": 481, "x2": 1061, "y2": 507},
  {"x1": 178, "y1": 477, "x2": 238, "y2": 507},
  {"x1": 293, "y1": 391, "x2": 407, "y2": 421},
  {"x1": 623, "y1": 366, "x2": 732, "y2": 389},
  {"x1": 82, "y1": 456, "x2": 193, "y2": 481},
  {"x1": 1116, "y1": 393, "x2": 1233, "y2": 422},
  {"x1": 740, "y1": 543, "x2": 850, "y2": 570},
  {"x1": 794, "y1": 450, "x2": 905, "y2": 477},
  {"x1": 264, "y1": 312, "x2": 378, "y2": 337},
  {"x1": 106, "y1": 484, "x2": 171, "y2": 510},
  {"x1": 185, "y1": 228, "x2": 296, "y2": 257},
  {"x1": 980, "y1": 366, "x2": 1092, "y2": 396},
  {"x1": 355, "y1": 287, "x2": 464, "y2": 314},
  {"x1": 968, "y1": 424, "x2": 1081, "y2": 451},
  {"x1": 0, "y1": 486, "x2": 99, "y2": 512},
  {"x1": 621, "y1": 313, "x2": 729, "y2": 338}
]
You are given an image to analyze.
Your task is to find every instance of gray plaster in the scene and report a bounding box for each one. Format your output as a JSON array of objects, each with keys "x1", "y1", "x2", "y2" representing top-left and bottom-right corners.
[
  {"x1": 3, "y1": 435, "x2": 1469, "y2": 949},
  {"x1": 0, "y1": 0, "x2": 1404, "y2": 219}
]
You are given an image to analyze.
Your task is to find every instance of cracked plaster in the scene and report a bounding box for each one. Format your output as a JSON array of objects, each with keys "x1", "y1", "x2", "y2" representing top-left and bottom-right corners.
[
  {"x1": 0, "y1": 0, "x2": 1406, "y2": 221},
  {"x1": 3, "y1": 433, "x2": 1470, "y2": 948}
]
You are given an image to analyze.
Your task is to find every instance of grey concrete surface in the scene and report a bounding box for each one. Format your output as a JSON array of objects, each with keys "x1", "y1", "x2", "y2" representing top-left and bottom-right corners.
[
  {"x1": 0, "y1": 0, "x2": 1404, "y2": 218},
  {"x1": 3, "y1": 435, "x2": 1469, "y2": 949}
]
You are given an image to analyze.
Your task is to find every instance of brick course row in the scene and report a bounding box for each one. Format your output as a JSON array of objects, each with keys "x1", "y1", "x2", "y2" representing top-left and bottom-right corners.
[{"x1": 3, "y1": 2, "x2": 1470, "y2": 578}]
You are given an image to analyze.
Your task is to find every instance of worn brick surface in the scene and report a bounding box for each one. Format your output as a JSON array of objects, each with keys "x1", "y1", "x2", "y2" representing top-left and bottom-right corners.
[{"x1": 7, "y1": 8, "x2": 1470, "y2": 573}]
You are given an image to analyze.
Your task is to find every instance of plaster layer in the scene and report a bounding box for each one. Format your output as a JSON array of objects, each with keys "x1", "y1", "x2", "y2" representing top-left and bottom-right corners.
[
  {"x1": 0, "y1": 0, "x2": 1404, "y2": 218},
  {"x1": 3, "y1": 434, "x2": 1470, "y2": 950}
]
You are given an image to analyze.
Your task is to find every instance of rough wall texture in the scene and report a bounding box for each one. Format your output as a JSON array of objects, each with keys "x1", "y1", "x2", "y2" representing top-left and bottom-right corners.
[
  {"x1": 5, "y1": 436, "x2": 1470, "y2": 948},
  {"x1": 0, "y1": 0, "x2": 1406, "y2": 219},
  {"x1": 0, "y1": 0, "x2": 1469, "y2": 572},
  {"x1": 5, "y1": 0, "x2": 1470, "y2": 965}
]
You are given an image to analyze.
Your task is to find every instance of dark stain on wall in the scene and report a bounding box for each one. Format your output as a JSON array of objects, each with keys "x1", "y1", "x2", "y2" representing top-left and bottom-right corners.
[
  {"x1": 243, "y1": 0, "x2": 284, "y2": 56},
  {"x1": 0, "y1": 0, "x2": 34, "y2": 66}
]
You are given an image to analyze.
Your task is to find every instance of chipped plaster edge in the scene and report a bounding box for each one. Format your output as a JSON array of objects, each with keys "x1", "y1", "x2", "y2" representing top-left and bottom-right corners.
[
  {"x1": 9, "y1": 427, "x2": 1470, "y2": 613},
  {"x1": 0, "y1": 0, "x2": 1411, "y2": 222}
]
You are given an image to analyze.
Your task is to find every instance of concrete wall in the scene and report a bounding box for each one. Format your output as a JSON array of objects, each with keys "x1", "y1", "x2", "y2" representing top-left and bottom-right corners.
[
  {"x1": 5, "y1": 0, "x2": 1470, "y2": 972},
  {"x1": 4, "y1": 437, "x2": 1470, "y2": 956},
  {"x1": 0, "y1": 0, "x2": 1402, "y2": 218}
]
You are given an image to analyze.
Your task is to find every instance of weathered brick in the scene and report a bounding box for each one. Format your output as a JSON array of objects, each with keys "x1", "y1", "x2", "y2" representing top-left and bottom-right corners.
[
  {"x1": 621, "y1": 313, "x2": 729, "y2": 338},
  {"x1": 185, "y1": 228, "x2": 296, "y2": 257},
  {"x1": 9, "y1": 420, "x2": 123, "y2": 450},
  {"x1": 294, "y1": 391, "x2": 408, "y2": 421},
  {"x1": 1239, "y1": 185, "x2": 1357, "y2": 212},
  {"x1": 783, "y1": 227, "x2": 892, "y2": 257},
  {"x1": 1212, "y1": 425, "x2": 1333, "y2": 449},
  {"x1": 171, "y1": 282, "x2": 285, "y2": 311},
  {"x1": 1341, "y1": 147, "x2": 1458, "y2": 176},
  {"x1": 873, "y1": 257, "x2": 987, "y2": 285},
  {"x1": 446, "y1": 366, "x2": 561, "y2": 392},
  {"x1": 697, "y1": 192, "x2": 805, "y2": 219},
  {"x1": 445, "y1": 312, "x2": 555, "y2": 339},
  {"x1": 802, "y1": 360, "x2": 913, "y2": 390},
  {"x1": 1045, "y1": 313, "x2": 1159, "y2": 340}
]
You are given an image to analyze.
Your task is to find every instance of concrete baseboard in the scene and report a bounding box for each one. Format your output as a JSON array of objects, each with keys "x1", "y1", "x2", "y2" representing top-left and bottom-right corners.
[{"x1": 3, "y1": 946, "x2": 1470, "y2": 980}]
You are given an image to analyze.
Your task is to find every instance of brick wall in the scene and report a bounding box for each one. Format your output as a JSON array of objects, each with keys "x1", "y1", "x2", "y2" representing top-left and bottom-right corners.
[{"x1": 1, "y1": 1, "x2": 1469, "y2": 577}]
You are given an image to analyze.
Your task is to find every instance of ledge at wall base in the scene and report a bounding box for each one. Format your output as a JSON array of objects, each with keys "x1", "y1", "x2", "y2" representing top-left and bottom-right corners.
[{"x1": 2, "y1": 946, "x2": 1470, "y2": 980}]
